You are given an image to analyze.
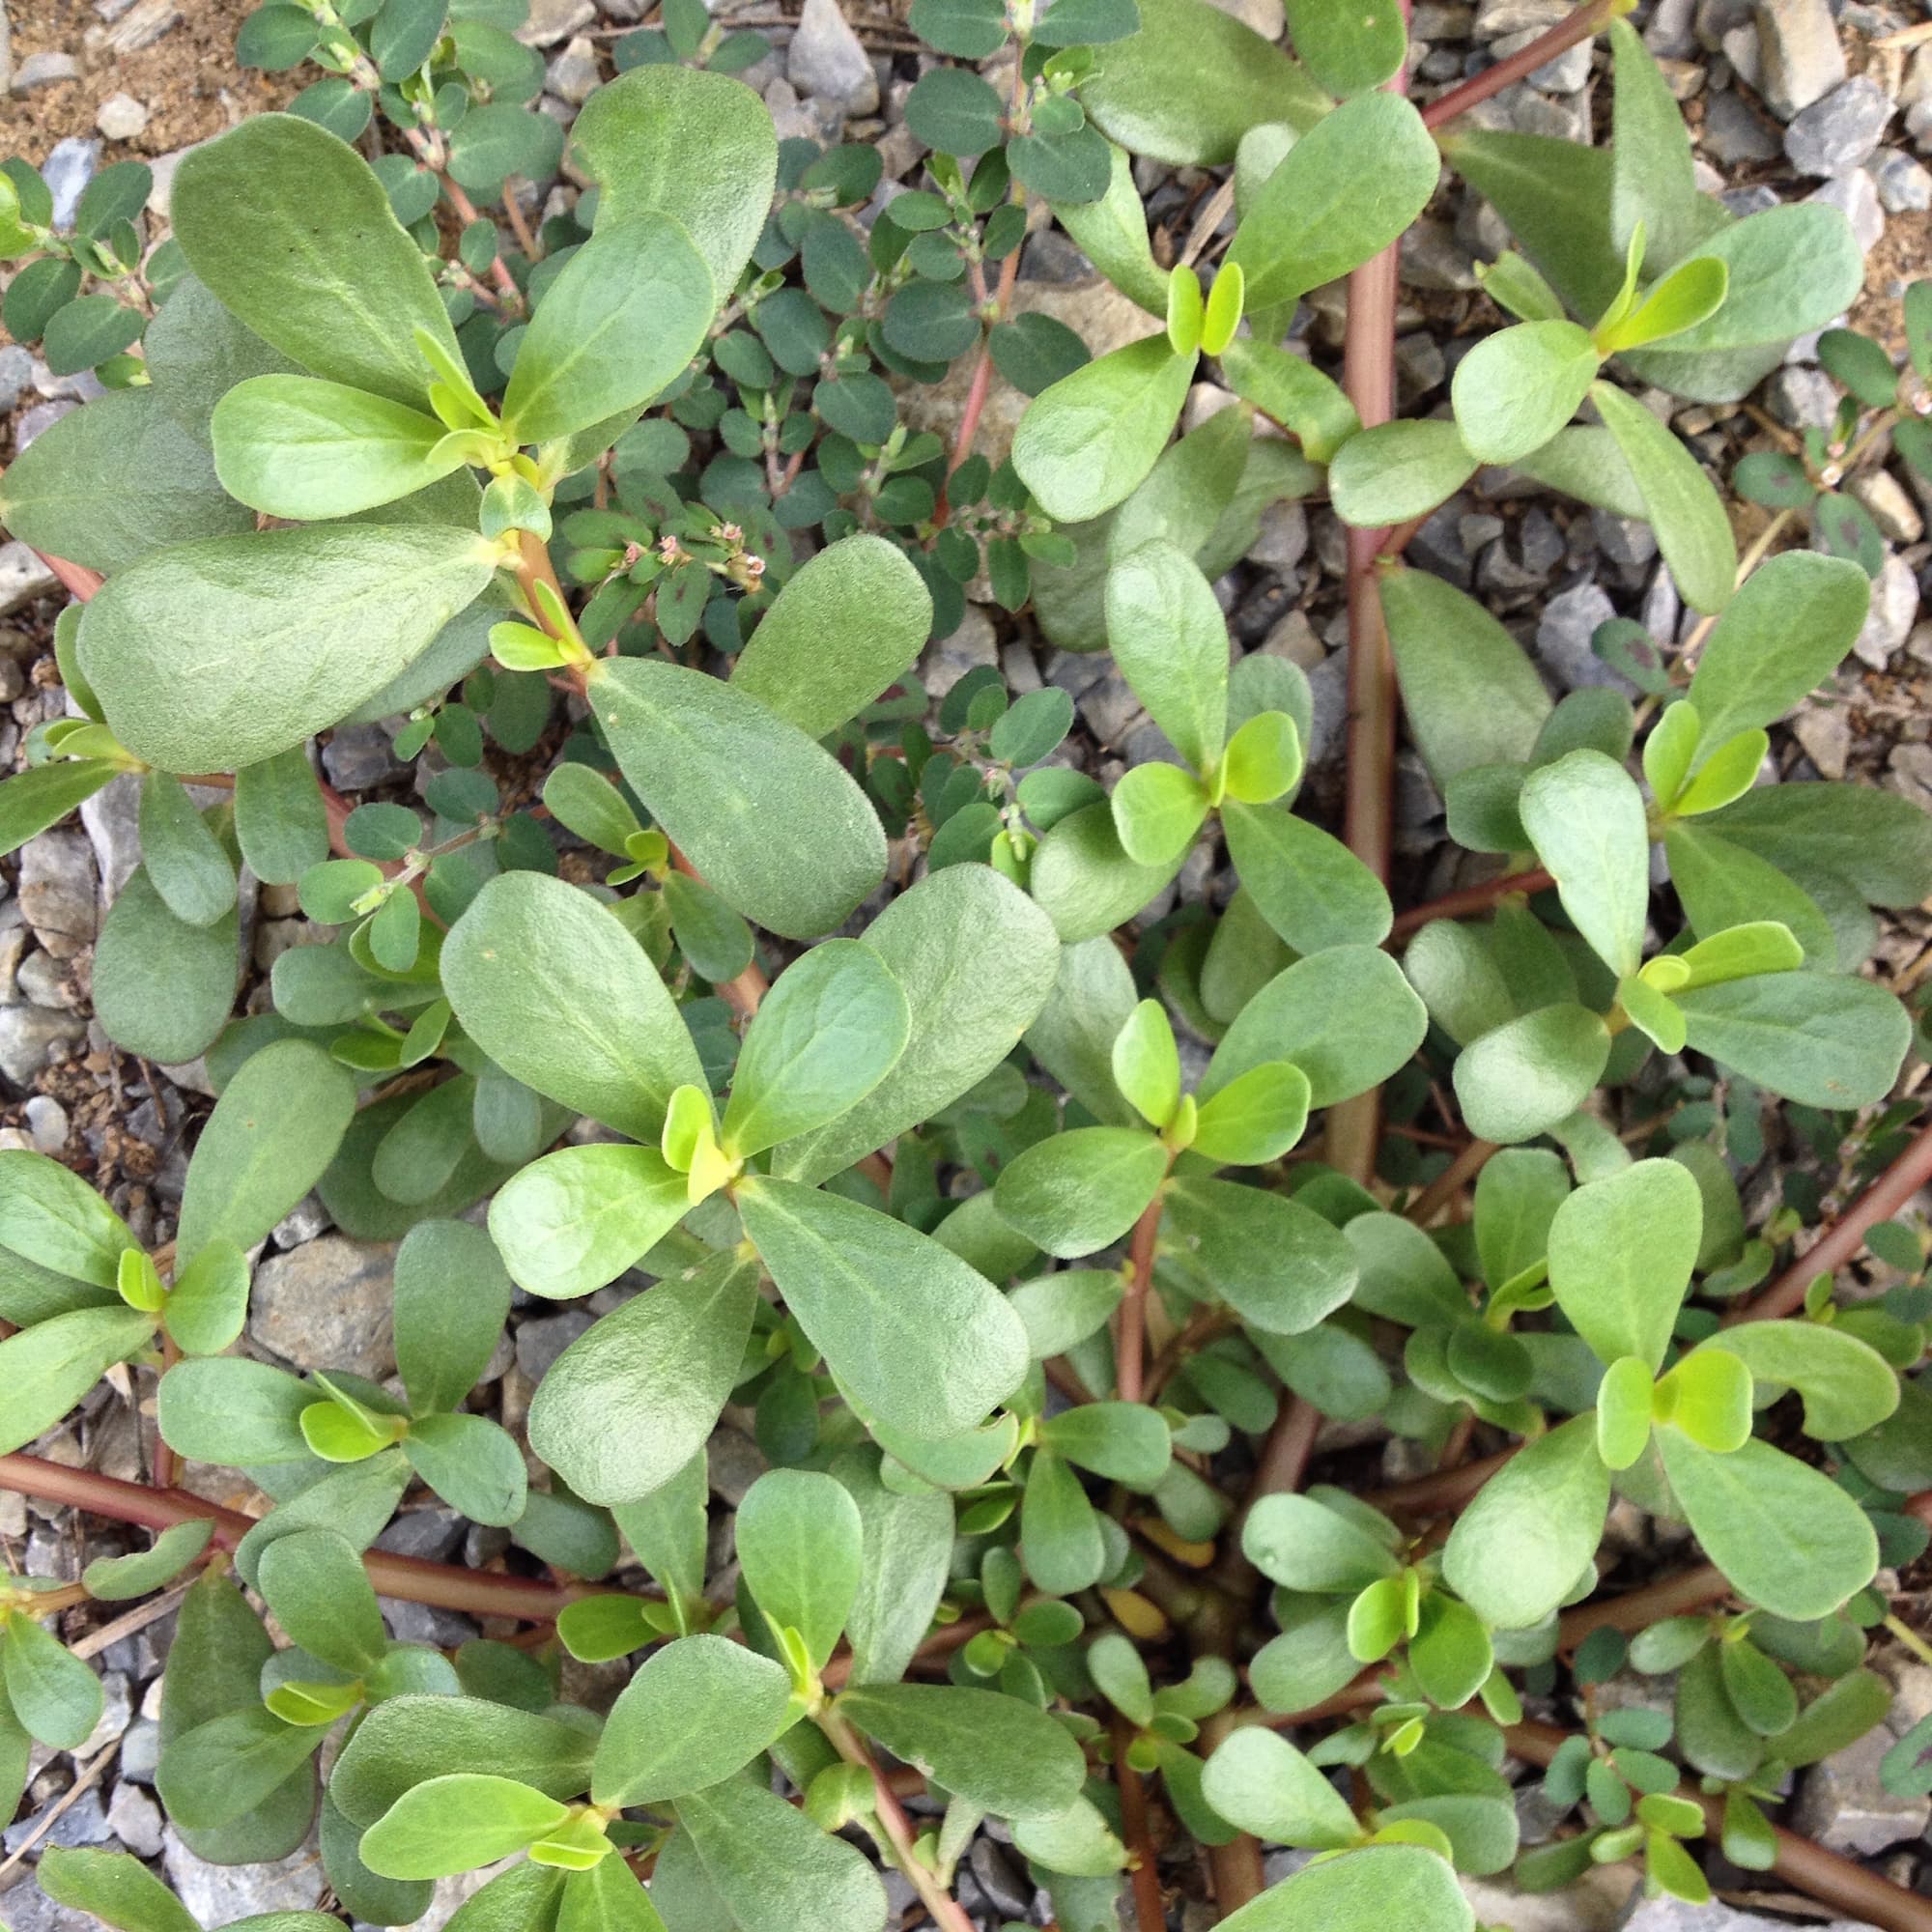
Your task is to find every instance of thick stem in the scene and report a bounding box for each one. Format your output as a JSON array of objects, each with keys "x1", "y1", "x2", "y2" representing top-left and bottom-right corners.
[
  {"x1": 818, "y1": 1709, "x2": 980, "y2": 1932},
  {"x1": 1505, "y1": 1719, "x2": 1932, "y2": 1932},
  {"x1": 1117, "y1": 1180, "x2": 1171, "y2": 1406},
  {"x1": 1405, "y1": 1137, "x2": 1499, "y2": 1227},
  {"x1": 1112, "y1": 1716, "x2": 1170, "y2": 1932},
  {"x1": 1725, "y1": 1115, "x2": 1932, "y2": 1324},
  {"x1": 1420, "y1": 0, "x2": 1622, "y2": 131}
]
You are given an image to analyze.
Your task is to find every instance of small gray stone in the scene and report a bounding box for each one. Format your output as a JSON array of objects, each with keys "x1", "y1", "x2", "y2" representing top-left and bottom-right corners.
[
  {"x1": 270, "y1": 1192, "x2": 332, "y2": 1249},
  {"x1": 1808, "y1": 168, "x2": 1884, "y2": 254},
  {"x1": 14, "y1": 401, "x2": 76, "y2": 452},
  {"x1": 22, "y1": 1094, "x2": 68, "y2": 1152},
  {"x1": 787, "y1": 0, "x2": 878, "y2": 114},
  {"x1": 0, "y1": 343, "x2": 33, "y2": 412},
  {"x1": 515, "y1": 0, "x2": 595, "y2": 43},
  {"x1": 1765, "y1": 363, "x2": 1839, "y2": 430},
  {"x1": 1304, "y1": 647, "x2": 1349, "y2": 768},
  {"x1": 95, "y1": 91, "x2": 148, "y2": 139},
  {"x1": 322, "y1": 722, "x2": 407, "y2": 791},
  {"x1": 1793, "y1": 703, "x2": 1850, "y2": 779},
  {"x1": 0, "y1": 542, "x2": 57, "y2": 615},
  {"x1": 1790, "y1": 1723, "x2": 1931, "y2": 1854},
  {"x1": 118, "y1": 1719, "x2": 159, "y2": 1785},
  {"x1": 0, "y1": 1878, "x2": 97, "y2": 1932},
  {"x1": 99, "y1": 0, "x2": 181, "y2": 53},
  {"x1": 1591, "y1": 507, "x2": 1658, "y2": 567},
  {"x1": 1473, "y1": 0, "x2": 1565, "y2": 32},
  {"x1": 1536, "y1": 582, "x2": 1621, "y2": 690},
  {"x1": 164, "y1": 1828, "x2": 327, "y2": 1922},
  {"x1": 1872, "y1": 147, "x2": 1932, "y2": 213},
  {"x1": 1077, "y1": 667, "x2": 1145, "y2": 746},
  {"x1": 515, "y1": 1309, "x2": 593, "y2": 1381},
  {"x1": 1785, "y1": 77, "x2": 1893, "y2": 180},
  {"x1": 1256, "y1": 609, "x2": 1323, "y2": 670},
  {"x1": 3, "y1": 1788, "x2": 112, "y2": 1854},
  {"x1": 918, "y1": 603, "x2": 998, "y2": 697},
  {"x1": 1492, "y1": 23, "x2": 1591, "y2": 92},
  {"x1": 1850, "y1": 467, "x2": 1921, "y2": 543},
  {"x1": 249, "y1": 1236, "x2": 397, "y2": 1378},
  {"x1": 13, "y1": 49, "x2": 80, "y2": 93},
  {"x1": 77, "y1": 774, "x2": 142, "y2": 903},
  {"x1": 18, "y1": 831, "x2": 98, "y2": 960},
  {"x1": 76, "y1": 1672, "x2": 131, "y2": 1758},
  {"x1": 546, "y1": 34, "x2": 600, "y2": 102},
  {"x1": 106, "y1": 1781, "x2": 163, "y2": 1856},
  {"x1": 1851, "y1": 553, "x2": 1918, "y2": 668},
  {"x1": 1247, "y1": 500, "x2": 1308, "y2": 572},
  {"x1": 705, "y1": 1424, "x2": 768, "y2": 1504},
  {"x1": 1753, "y1": 0, "x2": 1844, "y2": 118},
  {"x1": 1702, "y1": 88, "x2": 1780, "y2": 163}
]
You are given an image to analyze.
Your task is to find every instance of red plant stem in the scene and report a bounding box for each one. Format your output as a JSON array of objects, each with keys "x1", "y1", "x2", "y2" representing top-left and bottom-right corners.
[
  {"x1": 1553, "y1": 1563, "x2": 1729, "y2": 1644},
  {"x1": 1420, "y1": 0, "x2": 1623, "y2": 131},
  {"x1": 935, "y1": 243, "x2": 1024, "y2": 526},
  {"x1": 1386, "y1": 867, "x2": 1554, "y2": 943},
  {"x1": 1506, "y1": 1719, "x2": 1932, "y2": 1932},
  {"x1": 667, "y1": 842, "x2": 772, "y2": 1019},
  {"x1": 0, "y1": 1453, "x2": 585, "y2": 1621},
  {"x1": 1725, "y1": 1114, "x2": 1932, "y2": 1324},
  {"x1": 1405, "y1": 1136, "x2": 1499, "y2": 1226},
  {"x1": 1117, "y1": 1180, "x2": 1171, "y2": 1405},
  {"x1": 1112, "y1": 1716, "x2": 1169, "y2": 1932}
]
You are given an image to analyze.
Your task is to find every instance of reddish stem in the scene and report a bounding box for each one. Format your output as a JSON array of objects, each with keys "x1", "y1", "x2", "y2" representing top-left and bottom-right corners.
[
  {"x1": 1725, "y1": 1115, "x2": 1932, "y2": 1324},
  {"x1": 1420, "y1": 0, "x2": 1622, "y2": 131},
  {"x1": 1112, "y1": 1717, "x2": 1169, "y2": 1932},
  {"x1": 1386, "y1": 867, "x2": 1554, "y2": 943},
  {"x1": 935, "y1": 244, "x2": 1024, "y2": 526},
  {"x1": 1117, "y1": 1180, "x2": 1171, "y2": 1405},
  {"x1": 33, "y1": 551, "x2": 103, "y2": 602},
  {"x1": 1506, "y1": 1719, "x2": 1932, "y2": 1932}
]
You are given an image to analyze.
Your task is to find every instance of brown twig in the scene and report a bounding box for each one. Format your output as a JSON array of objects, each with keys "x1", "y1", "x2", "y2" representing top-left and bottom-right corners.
[
  {"x1": 1505, "y1": 1719, "x2": 1932, "y2": 1932},
  {"x1": 1386, "y1": 867, "x2": 1555, "y2": 942},
  {"x1": 1725, "y1": 1115, "x2": 1932, "y2": 1324},
  {"x1": 1112, "y1": 1715, "x2": 1169, "y2": 1932},
  {"x1": 1117, "y1": 1179, "x2": 1173, "y2": 1406},
  {"x1": 1420, "y1": 0, "x2": 1621, "y2": 130},
  {"x1": 1404, "y1": 1137, "x2": 1500, "y2": 1227}
]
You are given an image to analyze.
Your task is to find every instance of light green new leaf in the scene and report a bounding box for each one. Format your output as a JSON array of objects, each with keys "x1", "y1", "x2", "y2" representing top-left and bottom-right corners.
[
  {"x1": 676, "y1": 1772, "x2": 887, "y2": 1932},
  {"x1": 1600, "y1": 257, "x2": 1729, "y2": 353},
  {"x1": 729, "y1": 534, "x2": 931, "y2": 739},
  {"x1": 1685, "y1": 551, "x2": 1869, "y2": 753},
  {"x1": 1104, "y1": 539, "x2": 1229, "y2": 772},
  {"x1": 739, "y1": 1179, "x2": 1028, "y2": 1438},
  {"x1": 1548, "y1": 1159, "x2": 1703, "y2": 1372},
  {"x1": 558, "y1": 1857, "x2": 668, "y2": 1932},
  {"x1": 176, "y1": 1040, "x2": 356, "y2": 1268},
  {"x1": 1162, "y1": 1176, "x2": 1356, "y2": 1335},
  {"x1": 159, "y1": 1237, "x2": 248, "y2": 1357},
  {"x1": 1443, "y1": 1414, "x2": 1608, "y2": 1629},
  {"x1": 1677, "y1": 971, "x2": 1910, "y2": 1110},
  {"x1": 442, "y1": 871, "x2": 702, "y2": 1142},
  {"x1": 1591, "y1": 381, "x2": 1735, "y2": 613},
  {"x1": 1451, "y1": 321, "x2": 1599, "y2": 465},
  {"x1": 993, "y1": 1125, "x2": 1167, "y2": 1260},
  {"x1": 504, "y1": 214, "x2": 715, "y2": 446},
  {"x1": 527, "y1": 1251, "x2": 759, "y2": 1504},
  {"x1": 359, "y1": 1775, "x2": 570, "y2": 1881},
  {"x1": 1112, "y1": 761, "x2": 1210, "y2": 867},
  {"x1": 1112, "y1": 998, "x2": 1181, "y2": 1130},
  {"x1": 1707, "y1": 1321, "x2": 1900, "y2": 1439},
  {"x1": 737, "y1": 1468, "x2": 863, "y2": 1672},
  {"x1": 1658, "y1": 1432, "x2": 1877, "y2": 1620},
  {"x1": 1190, "y1": 1061, "x2": 1310, "y2": 1167},
  {"x1": 1218, "y1": 1844, "x2": 1473, "y2": 1932},
  {"x1": 1518, "y1": 748, "x2": 1650, "y2": 978},
  {"x1": 724, "y1": 942, "x2": 910, "y2": 1158},
  {"x1": 590, "y1": 658, "x2": 887, "y2": 941},
  {"x1": 1080, "y1": 0, "x2": 1327, "y2": 166},
  {"x1": 490, "y1": 1145, "x2": 690, "y2": 1301},
  {"x1": 837, "y1": 1684, "x2": 1087, "y2": 1821},
  {"x1": 0, "y1": 1149, "x2": 136, "y2": 1288},
  {"x1": 77, "y1": 525, "x2": 494, "y2": 774},
  {"x1": 1201, "y1": 1728, "x2": 1358, "y2": 1848},
  {"x1": 1329, "y1": 420, "x2": 1480, "y2": 528},
  {"x1": 1223, "y1": 801, "x2": 1393, "y2": 953},
  {"x1": 170, "y1": 113, "x2": 462, "y2": 407},
  {"x1": 774, "y1": 865, "x2": 1060, "y2": 1182},
  {"x1": 4, "y1": 1605, "x2": 106, "y2": 1748},
  {"x1": 1454, "y1": 1004, "x2": 1611, "y2": 1145},
  {"x1": 212, "y1": 376, "x2": 463, "y2": 520},
  {"x1": 1607, "y1": 18, "x2": 1702, "y2": 270},
  {"x1": 1658, "y1": 1345, "x2": 1753, "y2": 1454},
  {"x1": 1243, "y1": 1493, "x2": 1397, "y2": 1595},
  {"x1": 569, "y1": 65, "x2": 777, "y2": 296},
  {"x1": 1380, "y1": 567, "x2": 1552, "y2": 783},
  {"x1": 1011, "y1": 333, "x2": 1194, "y2": 523},
  {"x1": 1203, "y1": 946, "x2": 1428, "y2": 1109},
  {"x1": 592, "y1": 1635, "x2": 795, "y2": 1806},
  {"x1": 1228, "y1": 93, "x2": 1440, "y2": 313}
]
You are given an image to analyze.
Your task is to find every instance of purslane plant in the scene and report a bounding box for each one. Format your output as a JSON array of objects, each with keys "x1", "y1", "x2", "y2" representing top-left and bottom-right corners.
[{"x1": 2, "y1": 3, "x2": 1932, "y2": 1931}]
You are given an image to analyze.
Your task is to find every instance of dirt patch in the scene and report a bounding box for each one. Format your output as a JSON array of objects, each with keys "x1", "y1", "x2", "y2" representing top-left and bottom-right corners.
[
  {"x1": 0, "y1": 0, "x2": 291, "y2": 164},
  {"x1": 1855, "y1": 206, "x2": 1932, "y2": 353}
]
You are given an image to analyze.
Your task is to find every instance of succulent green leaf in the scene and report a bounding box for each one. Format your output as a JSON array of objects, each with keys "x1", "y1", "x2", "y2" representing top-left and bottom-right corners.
[
  {"x1": 1201, "y1": 1727, "x2": 1358, "y2": 1848},
  {"x1": 1548, "y1": 1159, "x2": 1703, "y2": 1373},
  {"x1": 360, "y1": 1775, "x2": 571, "y2": 1880},
  {"x1": 1329, "y1": 421, "x2": 1481, "y2": 528},
  {"x1": 676, "y1": 1770, "x2": 887, "y2": 1932},
  {"x1": 1451, "y1": 321, "x2": 1599, "y2": 465},
  {"x1": 837, "y1": 1684, "x2": 1088, "y2": 1820},
  {"x1": 993, "y1": 1125, "x2": 1168, "y2": 1260},
  {"x1": 1217, "y1": 1844, "x2": 1472, "y2": 1932},
  {"x1": 1452, "y1": 1005, "x2": 1611, "y2": 1146},
  {"x1": 1706, "y1": 1321, "x2": 1900, "y2": 1440},
  {"x1": 1590, "y1": 381, "x2": 1735, "y2": 614},
  {"x1": 1518, "y1": 748, "x2": 1651, "y2": 979}
]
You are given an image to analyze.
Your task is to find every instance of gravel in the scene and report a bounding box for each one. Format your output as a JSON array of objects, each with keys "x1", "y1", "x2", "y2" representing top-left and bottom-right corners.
[{"x1": 1785, "y1": 76, "x2": 1894, "y2": 179}]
